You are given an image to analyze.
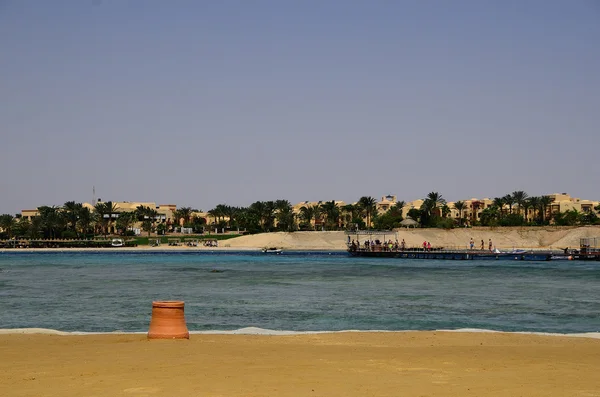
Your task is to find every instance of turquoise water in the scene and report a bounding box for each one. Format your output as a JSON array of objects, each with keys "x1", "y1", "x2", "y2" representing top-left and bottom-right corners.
[{"x1": 0, "y1": 251, "x2": 599, "y2": 334}]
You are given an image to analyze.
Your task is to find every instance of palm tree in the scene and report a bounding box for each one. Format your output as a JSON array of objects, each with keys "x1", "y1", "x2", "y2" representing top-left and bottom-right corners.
[
  {"x1": 275, "y1": 200, "x2": 292, "y2": 212},
  {"x1": 28, "y1": 216, "x2": 42, "y2": 239},
  {"x1": 115, "y1": 211, "x2": 136, "y2": 235},
  {"x1": 37, "y1": 206, "x2": 64, "y2": 239},
  {"x1": 493, "y1": 197, "x2": 506, "y2": 215},
  {"x1": 14, "y1": 217, "x2": 31, "y2": 238},
  {"x1": 62, "y1": 201, "x2": 82, "y2": 233},
  {"x1": 247, "y1": 201, "x2": 276, "y2": 232},
  {"x1": 262, "y1": 201, "x2": 277, "y2": 231},
  {"x1": 273, "y1": 200, "x2": 293, "y2": 230},
  {"x1": 441, "y1": 204, "x2": 451, "y2": 218},
  {"x1": 77, "y1": 206, "x2": 93, "y2": 237},
  {"x1": 225, "y1": 206, "x2": 240, "y2": 230},
  {"x1": 358, "y1": 196, "x2": 377, "y2": 229},
  {"x1": 340, "y1": 204, "x2": 358, "y2": 230},
  {"x1": 391, "y1": 200, "x2": 405, "y2": 215},
  {"x1": 178, "y1": 207, "x2": 194, "y2": 225},
  {"x1": 540, "y1": 195, "x2": 553, "y2": 224},
  {"x1": 453, "y1": 201, "x2": 466, "y2": 226},
  {"x1": 522, "y1": 199, "x2": 532, "y2": 222},
  {"x1": 275, "y1": 206, "x2": 296, "y2": 232},
  {"x1": 426, "y1": 192, "x2": 446, "y2": 209},
  {"x1": 0, "y1": 214, "x2": 16, "y2": 239},
  {"x1": 527, "y1": 196, "x2": 541, "y2": 222},
  {"x1": 418, "y1": 192, "x2": 445, "y2": 226},
  {"x1": 299, "y1": 205, "x2": 318, "y2": 230},
  {"x1": 320, "y1": 200, "x2": 340, "y2": 230},
  {"x1": 94, "y1": 202, "x2": 109, "y2": 236},
  {"x1": 105, "y1": 201, "x2": 119, "y2": 234},
  {"x1": 512, "y1": 191, "x2": 529, "y2": 218},
  {"x1": 207, "y1": 207, "x2": 223, "y2": 227},
  {"x1": 136, "y1": 206, "x2": 158, "y2": 236},
  {"x1": 171, "y1": 209, "x2": 183, "y2": 227},
  {"x1": 503, "y1": 194, "x2": 515, "y2": 214}
]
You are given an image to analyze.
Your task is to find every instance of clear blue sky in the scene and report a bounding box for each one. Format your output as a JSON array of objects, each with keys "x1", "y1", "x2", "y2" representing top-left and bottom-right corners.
[{"x1": 1, "y1": 0, "x2": 599, "y2": 214}]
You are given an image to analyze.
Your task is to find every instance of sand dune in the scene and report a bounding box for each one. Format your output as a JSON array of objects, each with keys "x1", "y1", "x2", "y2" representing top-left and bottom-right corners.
[{"x1": 223, "y1": 226, "x2": 600, "y2": 250}]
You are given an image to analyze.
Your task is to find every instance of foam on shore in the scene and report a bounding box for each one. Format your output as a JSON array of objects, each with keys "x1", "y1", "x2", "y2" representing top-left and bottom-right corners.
[{"x1": 2, "y1": 327, "x2": 599, "y2": 339}]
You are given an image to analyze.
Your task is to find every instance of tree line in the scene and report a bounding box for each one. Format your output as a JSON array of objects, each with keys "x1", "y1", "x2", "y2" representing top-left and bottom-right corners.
[
  {"x1": 0, "y1": 201, "x2": 202, "y2": 240},
  {"x1": 407, "y1": 191, "x2": 600, "y2": 228},
  {"x1": 203, "y1": 197, "x2": 385, "y2": 233},
  {"x1": 1, "y1": 192, "x2": 599, "y2": 239}
]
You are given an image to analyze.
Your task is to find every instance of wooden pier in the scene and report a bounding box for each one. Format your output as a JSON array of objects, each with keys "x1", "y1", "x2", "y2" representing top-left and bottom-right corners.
[
  {"x1": 348, "y1": 247, "x2": 554, "y2": 261},
  {"x1": 345, "y1": 231, "x2": 600, "y2": 261}
]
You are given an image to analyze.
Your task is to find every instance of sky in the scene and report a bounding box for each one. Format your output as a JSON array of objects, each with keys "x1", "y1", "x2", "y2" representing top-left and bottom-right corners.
[{"x1": 1, "y1": 0, "x2": 599, "y2": 214}]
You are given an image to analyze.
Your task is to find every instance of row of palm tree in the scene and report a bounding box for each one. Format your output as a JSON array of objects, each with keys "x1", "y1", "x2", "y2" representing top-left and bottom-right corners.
[
  {"x1": 402, "y1": 191, "x2": 600, "y2": 228},
  {"x1": 479, "y1": 192, "x2": 555, "y2": 226},
  {"x1": 202, "y1": 195, "x2": 412, "y2": 232},
  {"x1": 0, "y1": 201, "x2": 172, "y2": 240}
]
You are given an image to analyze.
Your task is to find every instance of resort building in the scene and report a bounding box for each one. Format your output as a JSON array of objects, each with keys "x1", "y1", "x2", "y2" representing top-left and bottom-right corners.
[
  {"x1": 446, "y1": 198, "x2": 494, "y2": 224},
  {"x1": 20, "y1": 209, "x2": 39, "y2": 221},
  {"x1": 548, "y1": 193, "x2": 599, "y2": 216},
  {"x1": 20, "y1": 200, "x2": 178, "y2": 234},
  {"x1": 377, "y1": 195, "x2": 397, "y2": 213}
]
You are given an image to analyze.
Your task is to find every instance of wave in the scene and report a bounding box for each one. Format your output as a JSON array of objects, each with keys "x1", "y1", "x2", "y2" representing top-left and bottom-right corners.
[{"x1": 2, "y1": 327, "x2": 599, "y2": 339}]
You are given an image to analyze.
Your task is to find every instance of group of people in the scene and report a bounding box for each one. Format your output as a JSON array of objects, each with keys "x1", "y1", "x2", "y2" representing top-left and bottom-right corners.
[
  {"x1": 470, "y1": 237, "x2": 494, "y2": 252},
  {"x1": 349, "y1": 238, "x2": 407, "y2": 252}
]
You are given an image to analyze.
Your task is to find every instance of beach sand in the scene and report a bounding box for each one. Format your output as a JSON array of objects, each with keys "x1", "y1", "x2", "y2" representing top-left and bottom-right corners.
[{"x1": 1, "y1": 331, "x2": 599, "y2": 396}]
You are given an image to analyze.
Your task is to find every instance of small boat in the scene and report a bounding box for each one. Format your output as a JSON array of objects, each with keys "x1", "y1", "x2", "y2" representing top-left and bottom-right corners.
[
  {"x1": 262, "y1": 247, "x2": 283, "y2": 254},
  {"x1": 111, "y1": 238, "x2": 125, "y2": 247},
  {"x1": 550, "y1": 255, "x2": 573, "y2": 261}
]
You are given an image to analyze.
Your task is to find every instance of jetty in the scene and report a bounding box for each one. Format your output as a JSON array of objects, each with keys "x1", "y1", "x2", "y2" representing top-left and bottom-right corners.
[{"x1": 345, "y1": 231, "x2": 600, "y2": 261}]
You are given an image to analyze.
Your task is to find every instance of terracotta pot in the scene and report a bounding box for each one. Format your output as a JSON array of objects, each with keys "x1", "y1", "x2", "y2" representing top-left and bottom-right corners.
[{"x1": 147, "y1": 300, "x2": 189, "y2": 339}]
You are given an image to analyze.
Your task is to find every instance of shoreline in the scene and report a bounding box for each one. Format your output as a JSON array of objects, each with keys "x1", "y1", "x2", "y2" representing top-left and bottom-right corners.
[
  {"x1": 0, "y1": 246, "x2": 346, "y2": 253},
  {"x1": 1, "y1": 327, "x2": 599, "y2": 339}
]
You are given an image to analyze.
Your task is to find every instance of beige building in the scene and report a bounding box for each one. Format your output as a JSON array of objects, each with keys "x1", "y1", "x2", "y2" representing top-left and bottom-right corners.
[
  {"x1": 445, "y1": 198, "x2": 493, "y2": 224},
  {"x1": 377, "y1": 195, "x2": 397, "y2": 213},
  {"x1": 548, "y1": 193, "x2": 599, "y2": 217},
  {"x1": 20, "y1": 200, "x2": 179, "y2": 234}
]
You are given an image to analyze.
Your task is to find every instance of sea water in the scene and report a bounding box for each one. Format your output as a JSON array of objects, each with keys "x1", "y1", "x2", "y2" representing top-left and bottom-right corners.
[{"x1": 0, "y1": 251, "x2": 599, "y2": 334}]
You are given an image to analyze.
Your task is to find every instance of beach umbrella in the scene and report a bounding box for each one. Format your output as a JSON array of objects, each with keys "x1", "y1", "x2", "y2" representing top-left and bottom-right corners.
[{"x1": 400, "y1": 218, "x2": 418, "y2": 228}]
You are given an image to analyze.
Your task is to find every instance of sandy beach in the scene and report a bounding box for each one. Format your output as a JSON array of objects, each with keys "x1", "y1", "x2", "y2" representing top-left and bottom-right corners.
[{"x1": 1, "y1": 331, "x2": 599, "y2": 397}]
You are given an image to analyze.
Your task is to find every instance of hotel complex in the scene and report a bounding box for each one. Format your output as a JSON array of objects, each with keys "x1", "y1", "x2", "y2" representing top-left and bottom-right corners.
[{"x1": 14, "y1": 192, "x2": 600, "y2": 232}]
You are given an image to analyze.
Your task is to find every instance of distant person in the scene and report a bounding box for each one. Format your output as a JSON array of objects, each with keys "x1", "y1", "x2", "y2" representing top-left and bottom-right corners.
[
  {"x1": 489, "y1": 239, "x2": 493, "y2": 252},
  {"x1": 427, "y1": 241, "x2": 431, "y2": 251},
  {"x1": 481, "y1": 239, "x2": 484, "y2": 250},
  {"x1": 401, "y1": 239, "x2": 406, "y2": 250},
  {"x1": 470, "y1": 238, "x2": 474, "y2": 250},
  {"x1": 423, "y1": 241, "x2": 427, "y2": 251}
]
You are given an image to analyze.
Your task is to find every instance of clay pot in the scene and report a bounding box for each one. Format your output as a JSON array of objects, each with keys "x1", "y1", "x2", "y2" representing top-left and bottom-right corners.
[{"x1": 147, "y1": 300, "x2": 189, "y2": 339}]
